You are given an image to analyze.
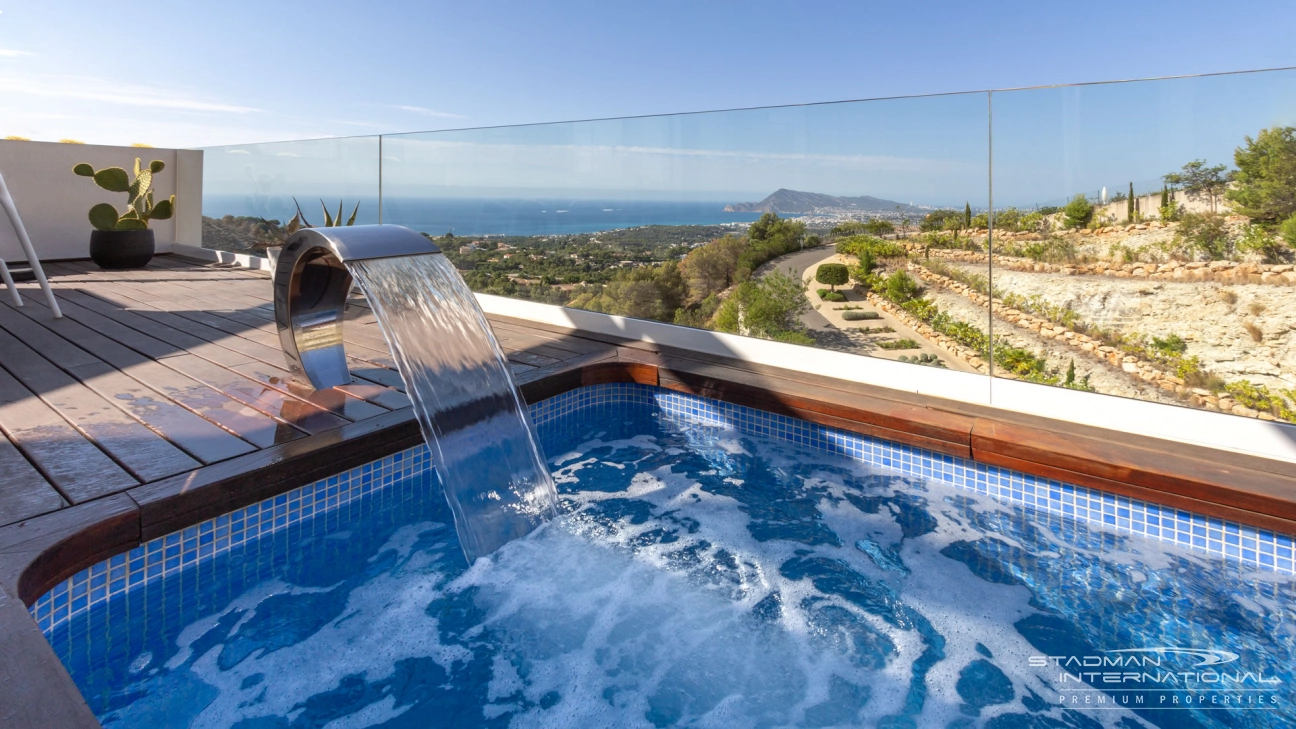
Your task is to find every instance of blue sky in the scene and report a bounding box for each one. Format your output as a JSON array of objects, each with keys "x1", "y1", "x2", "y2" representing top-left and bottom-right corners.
[{"x1": 4, "y1": 1, "x2": 1296, "y2": 205}]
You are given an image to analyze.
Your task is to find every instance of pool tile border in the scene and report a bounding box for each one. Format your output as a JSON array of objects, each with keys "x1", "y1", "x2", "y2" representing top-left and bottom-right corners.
[{"x1": 31, "y1": 383, "x2": 1294, "y2": 634}]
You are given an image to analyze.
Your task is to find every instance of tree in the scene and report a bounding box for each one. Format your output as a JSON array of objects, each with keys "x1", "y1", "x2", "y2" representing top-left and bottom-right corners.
[
  {"x1": 1127, "y1": 182, "x2": 1135, "y2": 221},
  {"x1": 831, "y1": 221, "x2": 870, "y2": 237},
  {"x1": 1062, "y1": 194, "x2": 1094, "y2": 229},
  {"x1": 896, "y1": 205, "x2": 912, "y2": 238},
  {"x1": 920, "y1": 209, "x2": 962, "y2": 232},
  {"x1": 815, "y1": 263, "x2": 849, "y2": 291},
  {"x1": 1227, "y1": 126, "x2": 1296, "y2": 227},
  {"x1": 1164, "y1": 159, "x2": 1232, "y2": 213},
  {"x1": 1281, "y1": 213, "x2": 1296, "y2": 249},
  {"x1": 679, "y1": 234, "x2": 746, "y2": 302},
  {"x1": 863, "y1": 219, "x2": 895, "y2": 236},
  {"x1": 713, "y1": 269, "x2": 811, "y2": 344},
  {"x1": 964, "y1": 202, "x2": 972, "y2": 228}
]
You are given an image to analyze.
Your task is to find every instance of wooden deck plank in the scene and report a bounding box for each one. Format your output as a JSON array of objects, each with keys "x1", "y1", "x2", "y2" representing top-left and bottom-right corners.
[
  {"x1": 54, "y1": 288, "x2": 254, "y2": 367},
  {"x1": 89, "y1": 280, "x2": 403, "y2": 418},
  {"x1": 122, "y1": 294, "x2": 407, "y2": 397},
  {"x1": 13, "y1": 292, "x2": 304, "y2": 450},
  {"x1": 0, "y1": 438, "x2": 66, "y2": 527},
  {"x1": 162, "y1": 354, "x2": 344, "y2": 435},
  {"x1": 0, "y1": 326, "x2": 200, "y2": 482},
  {"x1": 0, "y1": 299, "x2": 255, "y2": 466},
  {"x1": 102, "y1": 278, "x2": 403, "y2": 370},
  {"x1": 0, "y1": 364, "x2": 138, "y2": 502}
]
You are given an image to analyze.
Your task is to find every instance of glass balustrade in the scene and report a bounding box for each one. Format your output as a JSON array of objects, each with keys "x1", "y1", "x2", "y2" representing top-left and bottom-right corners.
[{"x1": 198, "y1": 68, "x2": 1296, "y2": 425}]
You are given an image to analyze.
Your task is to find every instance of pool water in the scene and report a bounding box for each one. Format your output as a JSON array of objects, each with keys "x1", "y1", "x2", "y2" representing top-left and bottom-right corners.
[{"x1": 49, "y1": 396, "x2": 1295, "y2": 728}]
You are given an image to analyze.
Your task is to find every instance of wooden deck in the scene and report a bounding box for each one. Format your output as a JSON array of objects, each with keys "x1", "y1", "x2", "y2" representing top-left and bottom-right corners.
[{"x1": 0, "y1": 255, "x2": 615, "y2": 529}]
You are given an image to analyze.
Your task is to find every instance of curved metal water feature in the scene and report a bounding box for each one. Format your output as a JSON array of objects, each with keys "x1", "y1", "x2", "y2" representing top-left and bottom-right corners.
[{"x1": 274, "y1": 225, "x2": 558, "y2": 562}]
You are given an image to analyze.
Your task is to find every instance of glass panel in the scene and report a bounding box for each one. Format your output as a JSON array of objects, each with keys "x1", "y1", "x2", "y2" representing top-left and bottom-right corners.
[
  {"x1": 990, "y1": 70, "x2": 1296, "y2": 423},
  {"x1": 383, "y1": 93, "x2": 991, "y2": 374},
  {"x1": 199, "y1": 136, "x2": 381, "y2": 254}
]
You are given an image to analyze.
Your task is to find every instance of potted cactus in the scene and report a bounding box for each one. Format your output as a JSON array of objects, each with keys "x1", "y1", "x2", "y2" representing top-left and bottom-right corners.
[{"x1": 73, "y1": 157, "x2": 174, "y2": 269}]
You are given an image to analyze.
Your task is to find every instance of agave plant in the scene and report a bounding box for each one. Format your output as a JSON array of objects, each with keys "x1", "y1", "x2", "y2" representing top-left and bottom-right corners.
[
  {"x1": 73, "y1": 158, "x2": 174, "y2": 231},
  {"x1": 285, "y1": 198, "x2": 360, "y2": 237}
]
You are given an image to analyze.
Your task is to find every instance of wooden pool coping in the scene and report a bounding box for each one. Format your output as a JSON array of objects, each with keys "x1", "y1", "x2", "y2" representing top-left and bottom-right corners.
[{"x1": 3, "y1": 325, "x2": 1296, "y2": 727}]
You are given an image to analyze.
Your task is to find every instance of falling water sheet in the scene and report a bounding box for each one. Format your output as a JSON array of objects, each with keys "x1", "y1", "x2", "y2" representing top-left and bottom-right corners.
[{"x1": 348, "y1": 254, "x2": 558, "y2": 562}]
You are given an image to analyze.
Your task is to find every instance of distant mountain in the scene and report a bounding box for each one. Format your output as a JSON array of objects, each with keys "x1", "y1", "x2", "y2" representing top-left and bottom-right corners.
[{"x1": 725, "y1": 189, "x2": 924, "y2": 215}]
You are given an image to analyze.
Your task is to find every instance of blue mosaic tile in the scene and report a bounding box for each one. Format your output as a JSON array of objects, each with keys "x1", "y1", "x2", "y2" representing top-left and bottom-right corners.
[{"x1": 30, "y1": 382, "x2": 1295, "y2": 636}]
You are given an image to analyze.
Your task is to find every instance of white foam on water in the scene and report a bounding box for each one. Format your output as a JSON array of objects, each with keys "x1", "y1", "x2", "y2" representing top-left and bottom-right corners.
[{"x1": 456, "y1": 523, "x2": 874, "y2": 728}]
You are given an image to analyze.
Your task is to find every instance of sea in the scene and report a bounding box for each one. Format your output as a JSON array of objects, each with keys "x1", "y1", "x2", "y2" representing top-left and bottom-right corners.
[{"x1": 202, "y1": 195, "x2": 764, "y2": 237}]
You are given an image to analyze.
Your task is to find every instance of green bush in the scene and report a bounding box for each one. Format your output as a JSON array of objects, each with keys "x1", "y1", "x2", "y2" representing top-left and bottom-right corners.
[
  {"x1": 842, "y1": 310, "x2": 881, "y2": 321},
  {"x1": 835, "y1": 235, "x2": 907, "y2": 259},
  {"x1": 820, "y1": 290, "x2": 847, "y2": 302},
  {"x1": 899, "y1": 353, "x2": 946, "y2": 367},
  {"x1": 1062, "y1": 194, "x2": 1094, "y2": 229},
  {"x1": 857, "y1": 325, "x2": 895, "y2": 334},
  {"x1": 882, "y1": 270, "x2": 923, "y2": 304},
  {"x1": 878, "y1": 338, "x2": 920, "y2": 350},
  {"x1": 1150, "y1": 333, "x2": 1188, "y2": 356},
  {"x1": 815, "y1": 263, "x2": 850, "y2": 291},
  {"x1": 1176, "y1": 212, "x2": 1233, "y2": 260}
]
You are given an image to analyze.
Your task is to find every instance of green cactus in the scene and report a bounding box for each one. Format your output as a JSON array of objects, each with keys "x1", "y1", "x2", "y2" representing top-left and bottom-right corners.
[{"x1": 73, "y1": 157, "x2": 175, "y2": 232}]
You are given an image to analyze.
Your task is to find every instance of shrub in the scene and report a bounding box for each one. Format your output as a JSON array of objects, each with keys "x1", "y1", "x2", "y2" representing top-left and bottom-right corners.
[
  {"x1": 815, "y1": 263, "x2": 850, "y2": 291},
  {"x1": 1150, "y1": 334, "x2": 1188, "y2": 356},
  {"x1": 857, "y1": 325, "x2": 895, "y2": 333},
  {"x1": 836, "y1": 235, "x2": 907, "y2": 259},
  {"x1": 1176, "y1": 212, "x2": 1233, "y2": 260},
  {"x1": 899, "y1": 353, "x2": 946, "y2": 367},
  {"x1": 821, "y1": 290, "x2": 847, "y2": 302},
  {"x1": 882, "y1": 270, "x2": 923, "y2": 304},
  {"x1": 878, "y1": 338, "x2": 920, "y2": 350},
  {"x1": 1224, "y1": 380, "x2": 1296, "y2": 421},
  {"x1": 1062, "y1": 194, "x2": 1094, "y2": 229},
  {"x1": 842, "y1": 310, "x2": 882, "y2": 321}
]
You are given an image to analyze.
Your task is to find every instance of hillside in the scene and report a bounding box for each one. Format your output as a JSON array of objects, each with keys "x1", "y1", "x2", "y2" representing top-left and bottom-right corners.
[{"x1": 725, "y1": 188, "x2": 923, "y2": 214}]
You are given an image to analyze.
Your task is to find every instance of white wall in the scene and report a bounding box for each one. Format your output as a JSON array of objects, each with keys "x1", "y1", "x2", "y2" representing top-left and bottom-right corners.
[
  {"x1": 1094, "y1": 189, "x2": 1218, "y2": 223},
  {"x1": 0, "y1": 140, "x2": 203, "y2": 263}
]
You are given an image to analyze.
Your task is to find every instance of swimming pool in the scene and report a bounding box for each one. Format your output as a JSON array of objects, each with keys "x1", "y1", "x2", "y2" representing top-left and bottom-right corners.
[{"x1": 36, "y1": 384, "x2": 1296, "y2": 728}]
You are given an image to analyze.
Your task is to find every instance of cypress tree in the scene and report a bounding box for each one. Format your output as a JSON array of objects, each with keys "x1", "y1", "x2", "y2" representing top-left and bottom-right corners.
[
  {"x1": 1127, "y1": 182, "x2": 1134, "y2": 221},
  {"x1": 1160, "y1": 185, "x2": 1169, "y2": 209},
  {"x1": 964, "y1": 202, "x2": 972, "y2": 227}
]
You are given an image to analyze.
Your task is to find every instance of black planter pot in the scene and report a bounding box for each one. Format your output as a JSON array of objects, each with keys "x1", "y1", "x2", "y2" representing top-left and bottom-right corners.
[{"x1": 89, "y1": 229, "x2": 155, "y2": 269}]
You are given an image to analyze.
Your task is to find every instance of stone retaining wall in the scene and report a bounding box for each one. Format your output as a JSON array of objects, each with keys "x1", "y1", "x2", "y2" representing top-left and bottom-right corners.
[
  {"x1": 862, "y1": 292, "x2": 990, "y2": 375},
  {"x1": 907, "y1": 265, "x2": 1283, "y2": 421}
]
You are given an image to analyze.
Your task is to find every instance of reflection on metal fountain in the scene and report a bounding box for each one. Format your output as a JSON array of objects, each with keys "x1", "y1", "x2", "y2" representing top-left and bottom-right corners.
[{"x1": 273, "y1": 225, "x2": 558, "y2": 562}]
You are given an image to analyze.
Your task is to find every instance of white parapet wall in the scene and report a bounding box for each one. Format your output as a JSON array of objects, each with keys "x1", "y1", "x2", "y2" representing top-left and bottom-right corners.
[
  {"x1": 172, "y1": 243, "x2": 1296, "y2": 465},
  {"x1": 0, "y1": 140, "x2": 203, "y2": 264}
]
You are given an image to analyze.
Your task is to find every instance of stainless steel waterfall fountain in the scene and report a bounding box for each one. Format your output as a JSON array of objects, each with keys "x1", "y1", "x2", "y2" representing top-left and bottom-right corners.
[
  {"x1": 273, "y1": 224, "x2": 558, "y2": 562},
  {"x1": 274, "y1": 225, "x2": 441, "y2": 390}
]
